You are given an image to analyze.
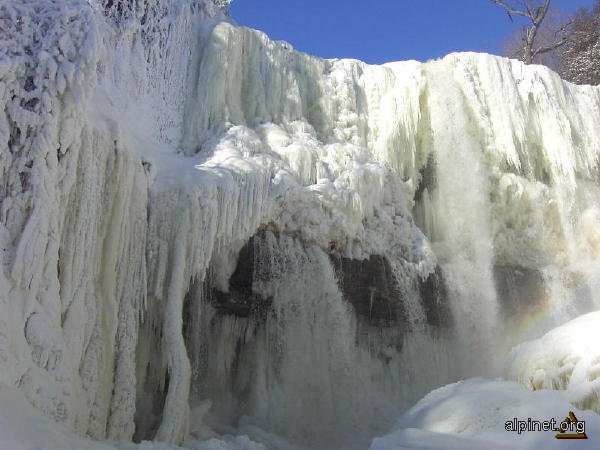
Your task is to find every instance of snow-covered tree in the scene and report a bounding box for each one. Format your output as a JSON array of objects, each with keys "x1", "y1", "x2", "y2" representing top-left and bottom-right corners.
[
  {"x1": 102, "y1": 0, "x2": 232, "y2": 20},
  {"x1": 561, "y1": 1, "x2": 600, "y2": 85}
]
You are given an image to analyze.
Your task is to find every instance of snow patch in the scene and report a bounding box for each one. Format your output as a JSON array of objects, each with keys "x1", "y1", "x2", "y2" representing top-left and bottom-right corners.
[{"x1": 371, "y1": 378, "x2": 600, "y2": 450}]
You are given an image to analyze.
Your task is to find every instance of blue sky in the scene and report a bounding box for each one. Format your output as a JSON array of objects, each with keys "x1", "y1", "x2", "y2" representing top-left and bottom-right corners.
[{"x1": 230, "y1": 0, "x2": 594, "y2": 64}]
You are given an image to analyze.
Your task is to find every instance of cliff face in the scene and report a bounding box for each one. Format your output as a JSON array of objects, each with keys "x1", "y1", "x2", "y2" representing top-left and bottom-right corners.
[{"x1": 1, "y1": 1, "x2": 600, "y2": 448}]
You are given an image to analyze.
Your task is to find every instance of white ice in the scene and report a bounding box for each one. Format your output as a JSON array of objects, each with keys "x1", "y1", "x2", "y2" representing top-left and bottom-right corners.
[{"x1": 507, "y1": 310, "x2": 600, "y2": 415}]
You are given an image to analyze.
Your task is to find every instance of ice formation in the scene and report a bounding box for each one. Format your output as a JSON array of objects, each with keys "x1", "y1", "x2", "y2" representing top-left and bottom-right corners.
[
  {"x1": 507, "y1": 310, "x2": 600, "y2": 415},
  {"x1": 0, "y1": 383, "x2": 265, "y2": 450},
  {"x1": 1, "y1": 0, "x2": 600, "y2": 449}
]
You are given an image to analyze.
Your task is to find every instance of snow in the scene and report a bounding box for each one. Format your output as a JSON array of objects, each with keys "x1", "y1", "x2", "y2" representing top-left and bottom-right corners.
[
  {"x1": 1, "y1": 0, "x2": 600, "y2": 448},
  {"x1": 370, "y1": 378, "x2": 600, "y2": 450},
  {"x1": 507, "y1": 310, "x2": 600, "y2": 415},
  {"x1": 0, "y1": 384, "x2": 265, "y2": 450}
]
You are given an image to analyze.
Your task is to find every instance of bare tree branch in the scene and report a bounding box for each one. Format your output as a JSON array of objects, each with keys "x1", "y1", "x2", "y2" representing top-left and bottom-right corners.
[
  {"x1": 490, "y1": 0, "x2": 533, "y2": 20},
  {"x1": 532, "y1": 38, "x2": 568, "y2": 57},
  {"x1": 490, "y1": 0, "x2": 567, "y2": 64}
]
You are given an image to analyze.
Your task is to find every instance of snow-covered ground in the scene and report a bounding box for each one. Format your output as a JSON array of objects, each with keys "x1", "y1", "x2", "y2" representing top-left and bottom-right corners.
[
  {"x1": 0, "y1": 384, "x2": 266, "y2": 450},
  {"x1": 370, "y1": 378, "x2": 600, "y2": 450}
]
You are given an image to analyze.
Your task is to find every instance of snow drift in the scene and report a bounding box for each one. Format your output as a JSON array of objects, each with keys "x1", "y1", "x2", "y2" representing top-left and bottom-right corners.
[
  {"x1": 370, "y1": 378, "x2": 600, "y2": 450},
  {"x1": 1, "y1": 0, "x2": 600, "y2": 448}
]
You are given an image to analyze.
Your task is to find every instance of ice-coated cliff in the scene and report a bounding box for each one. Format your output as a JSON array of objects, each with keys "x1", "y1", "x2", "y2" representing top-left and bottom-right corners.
[{"x1": 1, "y1": 0, "x2": 600, "y2": 449}]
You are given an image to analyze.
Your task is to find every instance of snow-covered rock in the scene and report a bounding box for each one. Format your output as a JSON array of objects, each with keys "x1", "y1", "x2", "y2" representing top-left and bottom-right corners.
[{"x1": 507, "y1": 310, "x2": 600, "y2": 415}]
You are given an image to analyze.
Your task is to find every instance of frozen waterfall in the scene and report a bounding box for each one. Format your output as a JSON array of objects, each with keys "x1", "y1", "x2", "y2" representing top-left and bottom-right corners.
[{"x1": 1, "y1": 0, "x2": 600, "y2": 449}]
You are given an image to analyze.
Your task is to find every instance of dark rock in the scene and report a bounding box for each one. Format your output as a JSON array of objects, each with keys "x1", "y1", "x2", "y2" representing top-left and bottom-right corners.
[
  {"x1": 213, "y1": 290, "x2": 272, "y2": 318},
  {"x1": 213, "y1": 230, "x2": 452, "y2": 332},
  {"x1": 419, "y1": 267, "x2": 452, "y2": 328},
  {"x1": 330, "y1": 254, "x2": 451, "y2": 330},
  {"x1": 414, "y1": 153, "x2": 437, "y2": 204},
  {"x1": 330, "y1": 255, "x2": 407, "y2": 328},
  {"x1": 211, "y1": 234, "x2": 272, "y2": 319},
  {"x1": 494, "y1": 265, "x2": 546, "y2": 317}
]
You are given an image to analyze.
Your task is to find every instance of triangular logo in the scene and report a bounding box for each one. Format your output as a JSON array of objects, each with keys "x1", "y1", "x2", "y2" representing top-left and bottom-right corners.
[{"x1": 555, "y1": 411, "x2": 588, "y2": 439}]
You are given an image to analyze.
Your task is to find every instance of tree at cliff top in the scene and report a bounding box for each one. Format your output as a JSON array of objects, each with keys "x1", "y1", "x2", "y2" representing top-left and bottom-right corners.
[
  {"x1": 490, "y1": 0, "x2": 569, "y2": 65},
  {"x1": 492, "y1": 0, "x2": 600, "y2": 86},
  {"x1": 560, "y1": 0, "x2": 600, "y2": 85}
]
